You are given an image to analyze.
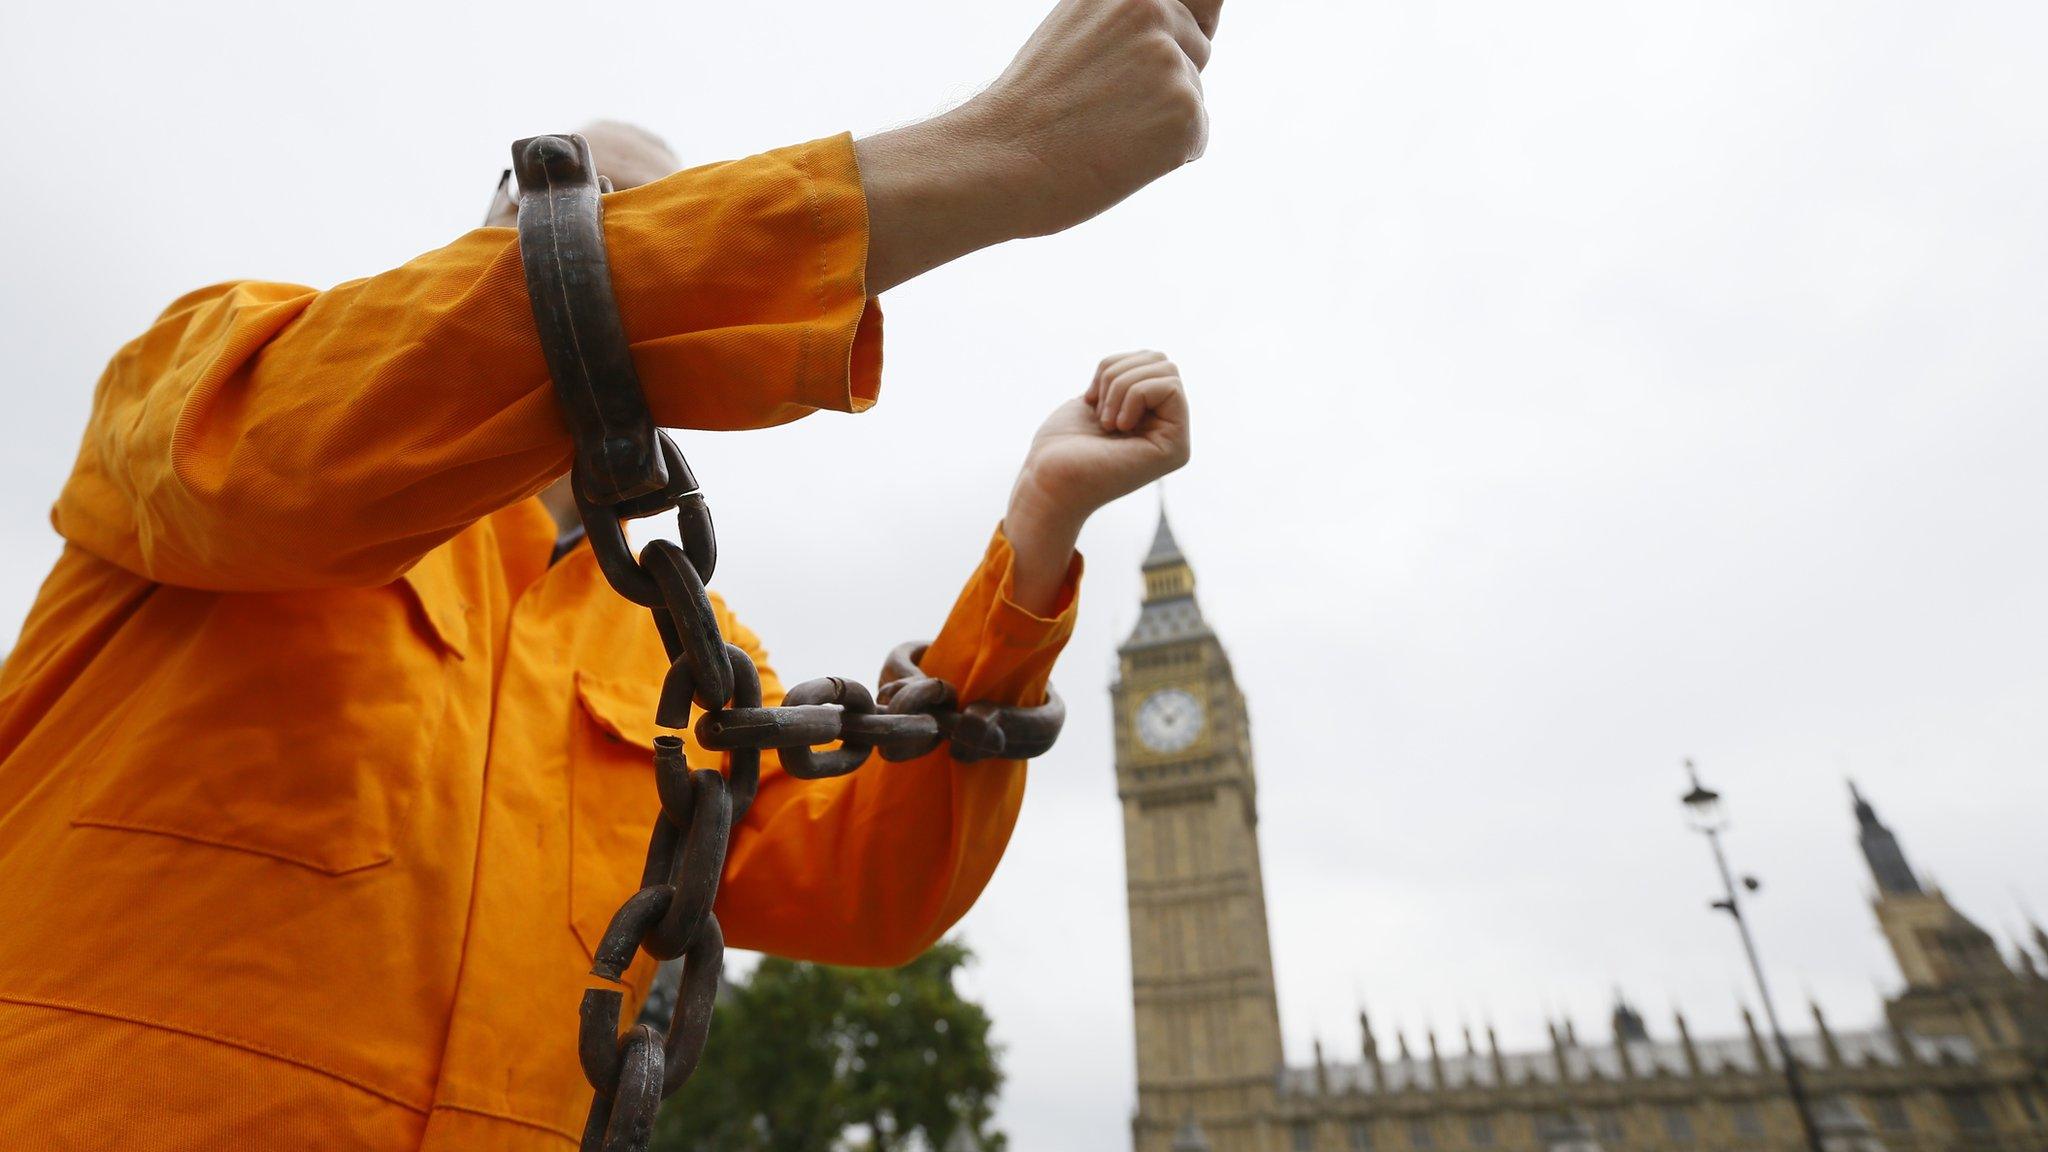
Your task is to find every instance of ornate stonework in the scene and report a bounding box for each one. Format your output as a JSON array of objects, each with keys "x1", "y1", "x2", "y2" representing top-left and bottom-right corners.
[
  {"x1": 1114, "y1": 515, "x2": 2048, "y2": 1152},
  {"x1": 1115, "y1": 510, "x2": 1285, "y2": 1152}
]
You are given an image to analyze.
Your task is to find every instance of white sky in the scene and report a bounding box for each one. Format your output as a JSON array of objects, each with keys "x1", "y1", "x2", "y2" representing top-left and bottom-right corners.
[{"x1": 5, "y1": 3, "x2": 2048, "y2": 1150}]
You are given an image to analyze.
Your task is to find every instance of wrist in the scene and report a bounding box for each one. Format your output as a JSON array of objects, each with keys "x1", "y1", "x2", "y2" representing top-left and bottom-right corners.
[
  {"x1": 1005, "y1": 465, "x2": 1089, "y2": 549},
  {"x1": 942, "y1": 93, "x2": 1063, "y2": 239},
  {"x1": 1003, "y1": 467, "x2": 1088, "y2": 617},
  {"x1": 855, "y1": 104, "x2": 1041, "y2": 293},
  {"x1": 1002, "y1": 506, "x2": 1083, "y2": 564}
]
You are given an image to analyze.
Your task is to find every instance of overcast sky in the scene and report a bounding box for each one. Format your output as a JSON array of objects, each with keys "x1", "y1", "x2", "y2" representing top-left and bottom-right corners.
[{"x1": 5, "y1": 2, "x2": 2047, "y2": 1149}]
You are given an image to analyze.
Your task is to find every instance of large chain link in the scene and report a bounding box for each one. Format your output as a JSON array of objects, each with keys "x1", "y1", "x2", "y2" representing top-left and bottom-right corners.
[{"x1": 511, "y1": 133, "x2": 1066, "y2": 1152}]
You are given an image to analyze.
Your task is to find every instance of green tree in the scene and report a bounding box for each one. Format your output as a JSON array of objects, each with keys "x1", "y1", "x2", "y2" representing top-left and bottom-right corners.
[{"x1": 652, "y1": 939, "x2": 1006, "y2": 1152}]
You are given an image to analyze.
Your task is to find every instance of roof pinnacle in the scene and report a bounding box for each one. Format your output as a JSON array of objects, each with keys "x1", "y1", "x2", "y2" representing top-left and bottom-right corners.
[
  {"x1": 1123, "y1": 501, "x2": 1211, "y2": 648},
  {"x1": 1144, "y1": 500, "x2": 1186, "y2": 569}
]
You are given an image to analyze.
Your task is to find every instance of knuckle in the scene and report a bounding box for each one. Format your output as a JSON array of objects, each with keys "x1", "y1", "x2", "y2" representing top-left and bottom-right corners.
[
  {"x1": 1144, "y1": 30, "x2": 1185, "y2": 71},
  {"x1": 1174, "y1": 104, "x2": 1209, "y2": 157},
  {"x1": 1118, "y1": 0, "x2": 1168, "y2": 26}
]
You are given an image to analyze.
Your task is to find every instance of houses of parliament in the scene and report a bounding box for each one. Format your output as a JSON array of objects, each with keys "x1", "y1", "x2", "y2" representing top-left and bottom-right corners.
[{"x1": 1110, "y1": 512, "x2": 2048, "y2": 1152}]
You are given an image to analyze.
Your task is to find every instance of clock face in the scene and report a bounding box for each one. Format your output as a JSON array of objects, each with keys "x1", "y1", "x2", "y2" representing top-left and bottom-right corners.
[{"x1": 1137, "y1": 688, "x2": 1205, "y2": 753}]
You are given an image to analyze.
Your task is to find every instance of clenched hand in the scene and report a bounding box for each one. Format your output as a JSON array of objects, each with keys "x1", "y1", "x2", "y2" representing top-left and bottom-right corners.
[
  {"x1": 859, "y1": 0, "x2": 1227, "y2": 291},
  {"x1": 1005, "y1": 351, "x2": 1194, "y2": 613}
]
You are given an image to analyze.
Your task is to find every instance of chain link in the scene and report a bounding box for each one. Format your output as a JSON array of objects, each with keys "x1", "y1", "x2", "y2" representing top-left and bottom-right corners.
[{"x1": 511, "y1": 132, "x2": 1067, "y2": 1152}]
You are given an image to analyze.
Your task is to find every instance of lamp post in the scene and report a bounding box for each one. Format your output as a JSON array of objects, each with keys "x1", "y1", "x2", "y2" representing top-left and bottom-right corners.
[{"x1": 1679, "y1": 758, "x2": 1825, "y2": 1152}]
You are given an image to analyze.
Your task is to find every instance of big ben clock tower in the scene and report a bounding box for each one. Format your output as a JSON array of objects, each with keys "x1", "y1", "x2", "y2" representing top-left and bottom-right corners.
[{"x1": 1113, "y1": 510, "x2": 1283, "y2": 1152}]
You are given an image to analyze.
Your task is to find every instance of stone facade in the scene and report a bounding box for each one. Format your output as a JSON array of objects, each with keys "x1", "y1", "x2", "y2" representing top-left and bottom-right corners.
[
  {"x1": 1114, "y1": 511, "x2": 1284, "y2": 1152},
  {"x1": 1112, "y1": 512, "x2": 2048, "y2": 1152}
]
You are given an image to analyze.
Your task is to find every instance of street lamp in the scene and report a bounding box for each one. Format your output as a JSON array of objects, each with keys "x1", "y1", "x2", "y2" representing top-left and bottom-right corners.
[{"x1": 1679, "y1": 759, "x2": 1825, "y2": 1152}]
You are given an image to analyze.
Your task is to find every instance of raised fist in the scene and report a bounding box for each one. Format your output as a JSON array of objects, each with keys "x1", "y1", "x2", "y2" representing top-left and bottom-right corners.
[
  {"x1": 971, "y1": 0, "x2": 1223, "y2": 238},
  {"x1": 855, "y1": 0, "x2": 1225, "y2": 290},
  {"x1": 1009, "y1": 351, "x2": 1194, "y2": 537}
]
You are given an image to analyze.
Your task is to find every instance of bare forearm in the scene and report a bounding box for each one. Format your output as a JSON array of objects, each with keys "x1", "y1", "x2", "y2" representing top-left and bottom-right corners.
[
  {"x1": 856, "y1": 109, "x2": 1033, "y2": 295},
  {"x1": 1001, "y1": 352, "x2": 1195, "y2": 615},
  {"x1": 855, "y1": 0, "x2": 1222, "y2": 295},
  {"x1": 1003, "y1": 467, "x2": 1086, "y2": 617}
]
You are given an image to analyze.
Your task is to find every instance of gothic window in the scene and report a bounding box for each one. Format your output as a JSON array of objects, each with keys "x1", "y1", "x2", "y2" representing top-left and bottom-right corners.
[
  {"x1": 1465, "y1": 1115, "x2": 1495, "y2": 1147},
  {"x1": 1814, "y1": 1097, "x2": 1867, "y2": 1132},
  {"x1": 1290, "y1": 1122, "x2": 1313, "y2": 1152},
  {"x1": 1943, "y1": 1089, "x2": 1993, "y2": 1132},
  {"x1": 1158, "y1": 808, "x2": 1180, "y2": 879},
  {"x1": 1593, "y1": 1109, "x2": 1625, "y2": 1142},
  {"x1": 1941, "y1": 934, "x2": 1965, "y2": 967},
  {"x1": 1406, "y1": 1118, "x2": 1434, "y2": 1150},
  {"x1": 1533, "y1": 1112, "x2": 1572, "y2": 1141},
  {"x1": 1661, "y1": 1105, "x2": 1696, "y2": 1144},
  {"x1": 1872, "y1": 1094, "x2": 1911, "y2": 1132},
  {"x1": 1731, "y1": 1101, "x2": 1764, "y2": 1138},
  {"x1": 1347, "y1": 1120, "x2": 1373, "y2": 1150},
  {"x1": 1206, "y1": 1002, "x2": 1226, "y2": 1072}
]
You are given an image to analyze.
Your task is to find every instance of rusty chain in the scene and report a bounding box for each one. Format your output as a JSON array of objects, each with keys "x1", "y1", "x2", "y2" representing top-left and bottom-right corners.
[{"x1": 510, "y1": 133, "x2": 1066, "y2": 1152}]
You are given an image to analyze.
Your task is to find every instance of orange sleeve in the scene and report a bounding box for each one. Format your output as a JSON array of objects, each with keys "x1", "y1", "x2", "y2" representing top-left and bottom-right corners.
[
  {"x1": 51, "y1": 135, "x2": 881, "y2": 591},
  {"x1": 716, "y1": 526, "x2": 1080, "y2": 967}
]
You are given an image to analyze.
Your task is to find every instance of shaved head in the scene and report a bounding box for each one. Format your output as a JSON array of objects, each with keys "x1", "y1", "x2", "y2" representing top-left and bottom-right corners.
[
  {"x1": 574, "y1": 119, "x2": 679, "y2": 192},
  {"x1": 483, "y1": 119, "x2": 679, "y2": 228}
]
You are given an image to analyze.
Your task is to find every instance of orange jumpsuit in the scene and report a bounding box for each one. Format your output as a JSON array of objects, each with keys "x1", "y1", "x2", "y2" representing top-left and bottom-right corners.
[{"x1": 0, "y1": 134, "x2": 1077, "y2": 1150}]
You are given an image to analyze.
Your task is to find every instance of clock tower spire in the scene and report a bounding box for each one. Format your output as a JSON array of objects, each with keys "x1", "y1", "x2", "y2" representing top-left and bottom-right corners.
[
  {"x1": 1130, "y1": 504, "x2": 1208, "y2": 640},
  {"x1": 1115, "y1": 508, "x2": 1284, "y2": 1152}
]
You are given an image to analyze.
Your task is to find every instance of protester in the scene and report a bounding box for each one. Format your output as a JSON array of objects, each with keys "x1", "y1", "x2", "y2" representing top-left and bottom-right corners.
[{"x1": 0, "y1": 0, "x2": 1220, "y2": 1146}]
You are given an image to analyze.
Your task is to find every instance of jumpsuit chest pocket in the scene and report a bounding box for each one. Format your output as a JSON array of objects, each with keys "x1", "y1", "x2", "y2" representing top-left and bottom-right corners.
[
  {"x1": 71, "y1": 552, "x2": 469, "y2": 875},
  {"x1": 568, "y1": 669, "x2": 724, "y2": 959}
]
